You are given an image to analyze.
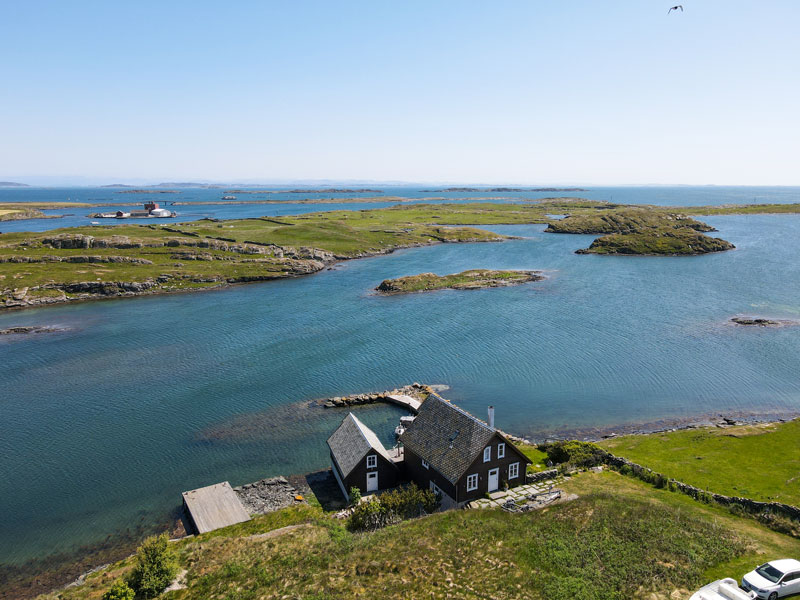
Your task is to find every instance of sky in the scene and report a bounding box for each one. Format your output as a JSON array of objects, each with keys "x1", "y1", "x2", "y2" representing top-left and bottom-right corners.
[{"x1": 1, "y1": 1, "x2": 799, "y2": 186}]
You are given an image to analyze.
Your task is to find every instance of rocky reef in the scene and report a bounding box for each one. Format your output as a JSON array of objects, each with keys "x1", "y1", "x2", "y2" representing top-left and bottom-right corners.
[
  {"x1": 0, "y1": 325, "x2": 64, "y2": 335},
  {"x1": 731, "y1": 317, "x2": 797, "y2": 327},
  {"x1": 376, "y1": 269, "x2": 543, "y2": 295}
]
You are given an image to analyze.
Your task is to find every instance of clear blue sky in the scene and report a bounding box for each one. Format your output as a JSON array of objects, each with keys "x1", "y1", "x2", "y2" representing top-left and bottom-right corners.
[{"x1": 2, "y1": 1, "x2": 799, "y2": 185}]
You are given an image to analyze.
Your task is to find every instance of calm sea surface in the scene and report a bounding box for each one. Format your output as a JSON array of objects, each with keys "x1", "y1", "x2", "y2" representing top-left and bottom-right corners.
[{"x1": 1, "y1": 186, "x2": 799, "y2": 568}]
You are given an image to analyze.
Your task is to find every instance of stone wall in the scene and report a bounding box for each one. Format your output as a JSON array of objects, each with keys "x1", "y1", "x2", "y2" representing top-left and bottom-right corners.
[{"x1": 601, "y1": 451, "x2": 800, "y2": 522}]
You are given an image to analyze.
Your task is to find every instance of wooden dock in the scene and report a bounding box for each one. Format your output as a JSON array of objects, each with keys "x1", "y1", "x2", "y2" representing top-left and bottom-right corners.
[{"x1": 182, "y1": 481, "x2": 251, "y2": 534}]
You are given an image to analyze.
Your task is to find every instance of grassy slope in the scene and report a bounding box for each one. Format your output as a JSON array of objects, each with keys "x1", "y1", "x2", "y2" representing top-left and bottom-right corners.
[
  {"x1": 39, "y1": 471, "x2": 800, "y2": 600},
  {"x1": 598, "y1": 420, "x2": 800, "y2": 506}
]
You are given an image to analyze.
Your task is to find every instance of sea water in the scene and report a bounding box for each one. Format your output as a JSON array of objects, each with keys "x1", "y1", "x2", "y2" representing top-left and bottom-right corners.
[{"x1": 1, "y1": 187, "x2": 799, "y2": 569}]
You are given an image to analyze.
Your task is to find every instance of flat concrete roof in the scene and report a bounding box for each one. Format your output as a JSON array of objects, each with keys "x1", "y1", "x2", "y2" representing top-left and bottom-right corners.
[{"x1": 182, "y1": 481, "x2": 251, "y2": 534}]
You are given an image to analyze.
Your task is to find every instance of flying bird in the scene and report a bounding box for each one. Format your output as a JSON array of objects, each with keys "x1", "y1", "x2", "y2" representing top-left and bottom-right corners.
[{"x1": 668, "y1": 5, "x2": 683, "y2": 14}]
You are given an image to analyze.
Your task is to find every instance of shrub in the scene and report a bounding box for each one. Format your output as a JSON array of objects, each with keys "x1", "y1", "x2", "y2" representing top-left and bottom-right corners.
[
  {"x1": 103, "y1": 580, "x2": 135, "y2": 600},
  {"x1": 127, "y1": 533, "x2": 178, "y2": 599},
  {"x1": 347, "y1": 483, "x2": 438, "y2": 531},
  {"x1": 348, "y1": 486, "x2": 361, "y2": 506},
  {"x1": 543, "y1": 440, "x2": 607, "y2": 468}
]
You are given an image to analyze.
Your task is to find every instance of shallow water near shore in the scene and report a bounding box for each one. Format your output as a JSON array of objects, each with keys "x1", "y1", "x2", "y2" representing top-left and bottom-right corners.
[{"x1": 2, "y1": 189, "x2": 800, "y2": 579}]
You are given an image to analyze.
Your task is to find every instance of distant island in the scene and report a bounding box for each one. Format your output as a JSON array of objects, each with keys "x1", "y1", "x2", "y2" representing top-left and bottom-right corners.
[
  {"x1": 376, "y1": 269, "x2": 544, "y2": 294},
  {"x1": 114, "y1": 190, "x2": 182, "y2": 194},
  {"x1": 101, "y1": 183, "x2": 222, "y2": 189},
  {"x1": 224, "y1": 189, "x2": 384, "y2": 194},
  {"x1": 421, "y1": 187, "x2": 588, "y2": 193},
  {"x1": 0, "y1": 181, "x2": 30, "y2": 187}
]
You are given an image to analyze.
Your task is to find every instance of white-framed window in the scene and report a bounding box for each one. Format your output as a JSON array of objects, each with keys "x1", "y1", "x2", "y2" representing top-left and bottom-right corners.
[
  {"x1": 483, "y1": 446, "x2": 491, "y2": 462},
  {"x1": 429, "y1": 480, "x2": 442, "y2": 496},
  {"x1": 466, "y1": 473, "x2": 478, "y2": 491},
  {"x1": 366, "y1": 454, "x2": 377, "y2": 469},
  {"x1": 497, "y1": 442, "x2": 505, "y2": 459},
  {"x1": 421, "y1": 458, "x2": 429, "y2": 469},
  {"x1": 508, "y1": 462, "x2": 519, "y2": 479}
]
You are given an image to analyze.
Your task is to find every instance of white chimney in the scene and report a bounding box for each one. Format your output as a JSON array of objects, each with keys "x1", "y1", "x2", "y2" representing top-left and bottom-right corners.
[{"x1": 488, "y1": 405, "x2": 495, "y2": 429}]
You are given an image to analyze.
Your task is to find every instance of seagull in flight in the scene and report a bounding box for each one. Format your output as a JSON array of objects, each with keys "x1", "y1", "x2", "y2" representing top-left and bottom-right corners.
[{"x1": 668, "y1": 5, "x2": 683, "y2": 14}]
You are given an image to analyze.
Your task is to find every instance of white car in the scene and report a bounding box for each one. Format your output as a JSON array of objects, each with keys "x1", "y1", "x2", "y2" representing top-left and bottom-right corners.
[
  {"x1": 742, "y1": 559, "x2": 800, "y2": 600},
  {"x1": 690, "y1": 577, "x2": 756, "y2": 600}
]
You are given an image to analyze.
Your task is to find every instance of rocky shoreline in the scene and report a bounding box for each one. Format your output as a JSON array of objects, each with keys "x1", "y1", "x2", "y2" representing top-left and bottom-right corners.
[{"x1": 527, "y1": 410, "x2": 800, "y2": 444}]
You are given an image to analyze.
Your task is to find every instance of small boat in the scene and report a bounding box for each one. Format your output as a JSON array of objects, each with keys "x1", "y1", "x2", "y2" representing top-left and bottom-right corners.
[
  {"x1": 394, "y1": 425, "x2": 406, "y2": 437},
  {"x1": 90, "y1": 221, "x2": 100, "y2": 225},
  {"x1": 222, "y1": 195, "x2": 236, "y2": 200}
]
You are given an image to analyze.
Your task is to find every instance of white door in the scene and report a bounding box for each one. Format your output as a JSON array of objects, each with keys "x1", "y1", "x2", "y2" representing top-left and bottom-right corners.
[
  {"x1": 366, "y1": 471, "x2": 378, "y2": 492},
  {"x1": 488, "y1": 468, "x2": 499, "y2": 492}
]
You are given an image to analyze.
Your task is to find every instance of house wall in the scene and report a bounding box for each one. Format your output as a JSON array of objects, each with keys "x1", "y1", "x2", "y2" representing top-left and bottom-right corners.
[
  {"x1": 454, "y1": 434, "x2": 531, "y2": 504},
  {"x1": 340, "y1": 450, "x2": 398, "y2": 496},
  {"x1": 403, "y1": 446, "x2": 458, "y2": 500}
]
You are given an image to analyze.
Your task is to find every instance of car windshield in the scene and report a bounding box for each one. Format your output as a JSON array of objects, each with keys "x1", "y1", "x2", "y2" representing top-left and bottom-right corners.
[{"x1": 756, "y1": 564, "x2": 784, "y2": 583}]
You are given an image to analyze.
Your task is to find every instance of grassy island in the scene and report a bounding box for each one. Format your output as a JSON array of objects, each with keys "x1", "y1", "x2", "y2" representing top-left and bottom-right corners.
[
  {"x1": 577, "y1": 228, "x2": 735, "y2": 255},
  {"x1": 3, "y1": 199, "x2": 798, "y2": 310},
  {"x1": 376, "y1": 269, "x2": 543, "y2": 294}
]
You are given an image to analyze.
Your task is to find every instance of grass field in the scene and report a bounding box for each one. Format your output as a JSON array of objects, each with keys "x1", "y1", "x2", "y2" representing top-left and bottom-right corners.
[
  {"x1": 38, "y1": 470, "x2": 800, "y2": 600},
  {"x1": 598, "y1": 420, "x2": 800, "y2": 506}
]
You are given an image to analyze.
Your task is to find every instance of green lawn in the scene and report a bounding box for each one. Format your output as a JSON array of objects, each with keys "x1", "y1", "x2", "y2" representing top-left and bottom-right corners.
[
  {"x1": 598, "y1": 420, "x2": 800, "y2": 506},
  {"x1": 40, "y1": 470, "x2": 800, "y2": 600}
]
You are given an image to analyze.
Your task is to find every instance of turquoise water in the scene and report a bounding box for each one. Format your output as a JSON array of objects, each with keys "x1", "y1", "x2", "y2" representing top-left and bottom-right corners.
[{"x1": 1, "y1": 188, "x2": 800, "y2": 570}]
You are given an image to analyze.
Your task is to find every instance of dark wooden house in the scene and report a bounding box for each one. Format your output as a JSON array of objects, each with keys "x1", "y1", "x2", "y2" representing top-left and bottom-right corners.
[
  {"x1": 399, "y1": 395, "x2": 531, "y2": 508},
  {"x1": 327, "y1": 413, "x2": 399, "y2": 501}
]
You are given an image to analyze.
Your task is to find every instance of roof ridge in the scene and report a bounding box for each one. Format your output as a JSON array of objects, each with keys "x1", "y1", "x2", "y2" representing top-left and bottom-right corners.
[{"x1": 428, "y1": 392, "x2": 494, "y2": 432}]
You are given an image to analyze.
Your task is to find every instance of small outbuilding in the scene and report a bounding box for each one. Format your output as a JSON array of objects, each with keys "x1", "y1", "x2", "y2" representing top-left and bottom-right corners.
[
  {"x1": 327, "y1": 413, "x2": 399, "y2": 501},
  {"x1": 182, "y1": 481, "x2": 251, "y2": 534}
]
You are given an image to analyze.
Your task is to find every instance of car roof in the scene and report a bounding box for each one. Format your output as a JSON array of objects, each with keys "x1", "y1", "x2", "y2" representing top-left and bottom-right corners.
[{"x1": 767, "y1": 558, "x2": 800, "y2": 572}]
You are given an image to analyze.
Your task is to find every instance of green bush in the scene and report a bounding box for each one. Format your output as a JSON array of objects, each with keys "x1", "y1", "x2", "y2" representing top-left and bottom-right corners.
[
  {"x1": 543, "y1": 440, "x2": 607, "y2": 468},
  {"x1": 348, "y1": 483, "x2": 438, "y2": 532},
  {"x1": 348, "y1": 486, "x2": 361, "y2": 506},
  {"x1": 127, "y1": 533, "x2": 178, "y2": 599},
  {"x1": 102, "y1": 580, "x2": 135, "y2": 600}
]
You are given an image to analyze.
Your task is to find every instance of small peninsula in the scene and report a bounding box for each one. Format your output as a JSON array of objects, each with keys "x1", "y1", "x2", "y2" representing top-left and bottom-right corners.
[{"x1": 376, "y1": 269, "x2": 543, "y2": 294}]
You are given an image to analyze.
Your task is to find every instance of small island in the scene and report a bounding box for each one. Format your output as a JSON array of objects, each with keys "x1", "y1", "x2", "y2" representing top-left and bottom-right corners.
[
  {"x1": 545, "y1": 209, "x2": 735, "y2": 256},
  {"x1": 576, "y1": 229, "x2": 735, "y2": 255},
  {"x1": 376, "y1": 269, "x2": 543, "y2": 295}
]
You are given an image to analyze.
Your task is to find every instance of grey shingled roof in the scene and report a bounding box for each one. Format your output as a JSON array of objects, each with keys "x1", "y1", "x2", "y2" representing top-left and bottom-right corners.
[
  {"x1": 398, "y1": 395, "x2": 496, "y2": 484},
  {"x1": 327, "y1": 413, "x2": 394, "y2": 478}
]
